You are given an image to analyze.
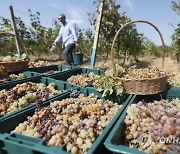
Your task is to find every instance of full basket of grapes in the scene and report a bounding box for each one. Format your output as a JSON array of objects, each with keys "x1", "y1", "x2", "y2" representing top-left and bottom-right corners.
[
  {"x1": 111, "y1": 20, "x2": 167, "y2": 95},
  {"x1": 0, "y1": 32, "x2": 29, "y2": 73},
  {"x1": 0, "y1": 61, "x2": 29, "y2": 73}
]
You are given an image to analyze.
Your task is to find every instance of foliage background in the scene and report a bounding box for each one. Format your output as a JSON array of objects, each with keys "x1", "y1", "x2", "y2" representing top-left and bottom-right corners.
[{"x1": 0, "y1": 0, "x2": 179, "y2": 64}]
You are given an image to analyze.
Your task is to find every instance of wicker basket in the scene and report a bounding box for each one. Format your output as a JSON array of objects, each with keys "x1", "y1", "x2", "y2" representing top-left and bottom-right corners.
[
  {"x1": 0, "y1": 32, "x2": 29, "y2": 73},
  {"x1": 0, "y1": 61, "x2": 29, "y2": 73},
  {"x1": 111, "y1": 20, "x2": 167, "y2": 95}
]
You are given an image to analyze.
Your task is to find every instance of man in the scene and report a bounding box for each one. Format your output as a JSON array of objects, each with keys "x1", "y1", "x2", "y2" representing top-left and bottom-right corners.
[{"x1": 53, "y1": 13, "x2": 79, "y2": 65}]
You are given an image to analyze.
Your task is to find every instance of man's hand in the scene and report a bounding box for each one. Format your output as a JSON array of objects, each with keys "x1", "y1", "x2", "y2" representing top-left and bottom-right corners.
[
  {"x1": 50, "y1": 42, "x2": 57, "y2": 52},
  {"x1": 53, "y1": 42, "x2": 58, "y2": 46},
  {"x1": 75, "y1": 42, "x2": 79, "y2": 48}
]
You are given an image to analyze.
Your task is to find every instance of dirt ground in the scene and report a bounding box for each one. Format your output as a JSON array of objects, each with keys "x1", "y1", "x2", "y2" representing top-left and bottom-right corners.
[{"x1": 151, "y1": 57, "x2": 180, "y2": 72}]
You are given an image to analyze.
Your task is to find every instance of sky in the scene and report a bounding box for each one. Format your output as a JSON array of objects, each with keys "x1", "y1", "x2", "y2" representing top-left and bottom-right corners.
[{"x1": 0, "y1": 0, "x2": 179, "y2": 46}]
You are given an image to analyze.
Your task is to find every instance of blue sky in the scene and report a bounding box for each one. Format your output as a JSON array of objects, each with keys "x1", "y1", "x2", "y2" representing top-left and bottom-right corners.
[{"x1": 0, "y1": 0, "x2": 179, "y2": 46}]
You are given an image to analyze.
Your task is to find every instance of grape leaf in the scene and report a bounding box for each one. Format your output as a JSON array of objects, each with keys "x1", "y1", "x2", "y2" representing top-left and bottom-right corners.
[
  {"x1": 116, "y1": 87, "x2": 123, "y2": 95},
  {"x1": 97, "y1": 87, "x2": 103, "y2": 92},
  {"x1": 102, "y1": 87, "x2": 113, "y2": 97}
]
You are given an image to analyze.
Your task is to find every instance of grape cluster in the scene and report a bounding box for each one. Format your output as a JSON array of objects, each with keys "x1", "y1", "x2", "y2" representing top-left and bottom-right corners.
[
  {"x1": 13, "y1": 94, "x2": 121, "y2": 154},
  {"x1": 124, "y1": 98, "x2": 180, "y2": 153},
  {"x1": 70, "y1": 89, "x2": 81, "y2": 98},
  {"x1": 28, "y1": 61, "x2": 51, "y2": 68},
  {"x1": 67, "y1": 72, "x2": 97, "y2": 87},
  {"x1": 121, "y1": 68, "x2": 166, "y2": 80},
  {"x1": 43, "y1": 70, "x2": 60, "y2": 76},
  {"x1": 0, "y1": 82, "x2": 60, "y2": 116},
  {"x1": 0, "y1": 73, "x2": 26, "y2": 83},
  {"x1": 9, "y1": 73, "x2": 25, "y2": 80},
  {"x1": 167, "y1": 72, "x2": 180, "y2": 87}
]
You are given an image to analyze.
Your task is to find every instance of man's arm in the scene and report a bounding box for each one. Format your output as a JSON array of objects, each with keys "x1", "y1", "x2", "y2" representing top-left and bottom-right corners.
[{"x1": 54, "y1": 29, "x2": 62, "y2": 45}]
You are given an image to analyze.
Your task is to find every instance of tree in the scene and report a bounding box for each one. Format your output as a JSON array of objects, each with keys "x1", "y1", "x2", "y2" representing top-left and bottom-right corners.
[
  {"x1": 171, "y1": 0, "x2": 180, "y2": 63},
  {"x1": 88, "y1": 0, "x2": 145, "y2": 64},
  {"x1": 143, "y1": 40, "x2": 161, "y2": 57},
  {"x1": 0, "y1": 16, "x2": 30, "y2": 55},
  {"x1": 75, "y1": 26, "x2": 94, "y2": 56},
  {"x1": 172, "y1": 0, "x2": 180, "y2": 14},
  {"x1": 0, "y1": 9, "x2": 86, "y2": 59},
  {"x1": 26, "y1": 9, "x2": 63, "y2": 57}
]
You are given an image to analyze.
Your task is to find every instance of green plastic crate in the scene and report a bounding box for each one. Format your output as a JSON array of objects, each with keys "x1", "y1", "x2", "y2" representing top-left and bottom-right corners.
[
  {"x1": 0, "y1": 71, "x2": 40, "y2": 86},
  {"x1": 104, "y1": 87, "x2": 180, "y2": 154},
  {"x1": 0, "y1": 76, "x2": 79, "y2": 121},
  {"x1": 0, "y1": 133, "x2": 68, "y2": 154},
  {"x1": 49, "y1": 67, "x2": 105, "y2": 87},
  {"x1": 0, "y1": 89, "x2": 133, "y2": 154},
  {"x1": 25, "y1": 65, "x2": 77, "y2": 77}
]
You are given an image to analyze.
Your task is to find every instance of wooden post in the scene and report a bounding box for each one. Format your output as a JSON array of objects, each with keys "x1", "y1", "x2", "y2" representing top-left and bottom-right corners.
[
  {"x1": 90, "y1": 0, "x2": 104, "y2": 68},
  {"x1": 9, "y1": 5, "x2": 22, "y2": 57}
]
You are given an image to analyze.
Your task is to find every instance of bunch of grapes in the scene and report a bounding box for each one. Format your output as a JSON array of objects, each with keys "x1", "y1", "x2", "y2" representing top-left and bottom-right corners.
[
  {"x1": 121, "y1": 68, "x2": 166, "y2": 80},
  {"x1": 9, "y1": 73, "x2": 25, "y2": 80},
  {"x1": 67, "y1": 72, "x2": 98, "y2": 87},
  {"x1": 167, "y1": 72, "x2": 180, "y2": 87},
  {"x1": 43, "y1": 70, "x2": 60, "y2": 76},
  {"x1": 13, "y1": 94, "x2": 121, "y2": 154},
  {"x1": 0, "y1": 82, "x2": 60, "y2": 116},
  {"x1": 28, "y1": 61, "x2": 51, "y2": 68},
  {"x1": 70, "y1": 89, "x2": 81, "y2": 98},
  {"x1": 124, "y1": 98, "x2": 180, "y2": 154},
  {"x1": 0, "y1": 56, "x2": 12, "y2": 62},
  {"x1": 0, "y1": 73, "x2": 26, "y2": 83}
]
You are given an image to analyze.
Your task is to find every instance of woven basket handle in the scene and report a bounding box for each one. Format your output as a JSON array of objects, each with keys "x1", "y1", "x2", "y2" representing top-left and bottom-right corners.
[
  {"x1": 111, "y1": 20, "x2": 165, "y2": 76},
  {"x1": 0, "y1": 31, "x2": 28, "y2": 55}
]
